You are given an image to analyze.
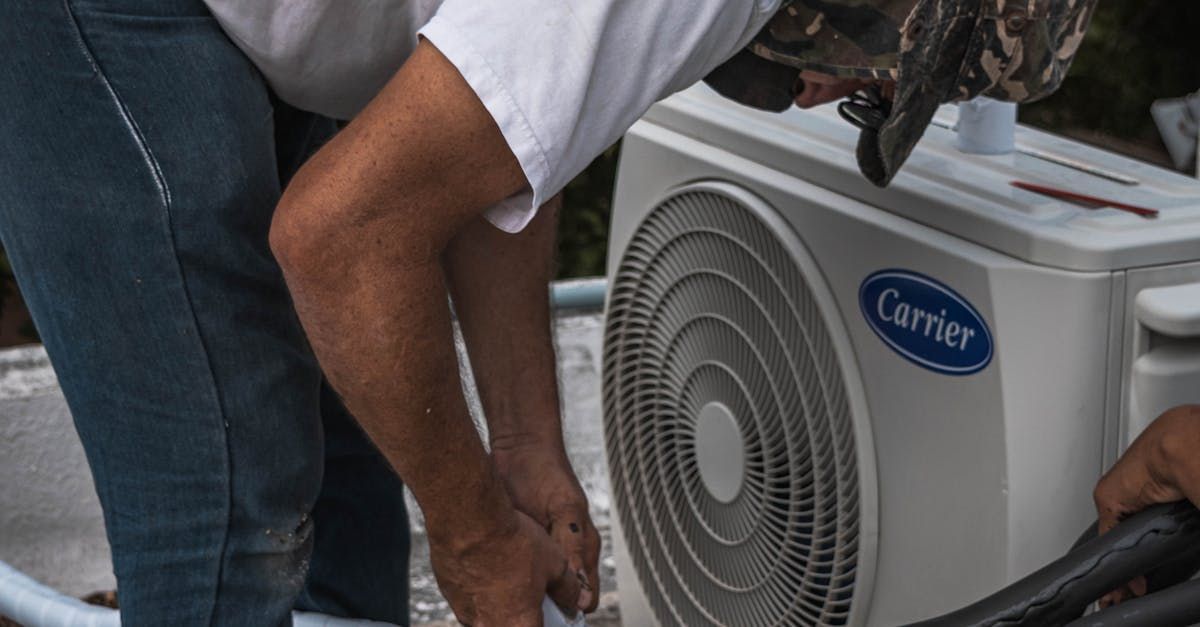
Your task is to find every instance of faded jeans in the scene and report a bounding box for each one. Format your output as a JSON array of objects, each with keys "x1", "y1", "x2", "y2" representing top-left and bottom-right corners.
[{"x1": 0, "y1": 0, "x2": 410, "y2": 624}]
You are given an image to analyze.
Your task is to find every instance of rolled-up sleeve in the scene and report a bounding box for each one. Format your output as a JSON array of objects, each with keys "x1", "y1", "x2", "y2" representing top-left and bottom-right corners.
[{"x1": 419, "y1": 0, "x2": 781, "y2": 232}]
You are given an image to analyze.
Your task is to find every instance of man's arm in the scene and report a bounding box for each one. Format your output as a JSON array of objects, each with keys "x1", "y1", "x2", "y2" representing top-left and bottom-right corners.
[
  {"x1": 269, "y1": 40, "x2": 579, "y2": 625},
  {"x1": 443, "y1": 196, "x2": 601, "y2": 612}
]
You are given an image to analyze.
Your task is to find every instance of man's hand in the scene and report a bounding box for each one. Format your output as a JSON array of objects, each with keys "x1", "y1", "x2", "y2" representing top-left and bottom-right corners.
[
  {"x1": 429, "y1": 509, "x2": 581, "y2": 626},
  {"x1": 493, "y1": 439, "x2": 602, "y2": 612},
  {"x1": 794, "y1": 70, "x2": 871, "y2": 109},
  {"x1": 1093, "y1": 404, "x2": 1200, "y2": 606}
]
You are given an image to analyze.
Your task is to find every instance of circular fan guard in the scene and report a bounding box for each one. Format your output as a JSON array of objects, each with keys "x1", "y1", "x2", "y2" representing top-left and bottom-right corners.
[{"x1": 603, "y1": 184, "x2": 874, "y2": 626}]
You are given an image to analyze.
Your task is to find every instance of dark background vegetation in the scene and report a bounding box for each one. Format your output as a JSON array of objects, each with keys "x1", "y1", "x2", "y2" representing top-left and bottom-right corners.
[
  {"x1": 1, "y1": 0, "x2": 1198, "y2": 346},
  {"x1": 1018, "y1": 1, "x2": 1200, "y2": 166}
]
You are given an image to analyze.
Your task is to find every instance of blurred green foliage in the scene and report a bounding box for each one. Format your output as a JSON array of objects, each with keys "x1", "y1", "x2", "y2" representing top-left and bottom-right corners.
[
  {"x1": 0, "y1": 253, "x2": 38, "y2": 343},
  {"x1": 558, "y1": 142, "x2": 621, "y2": 279},
  {"x1": 1019, "y1": 0, "x2": 1200, "y2": 156}
]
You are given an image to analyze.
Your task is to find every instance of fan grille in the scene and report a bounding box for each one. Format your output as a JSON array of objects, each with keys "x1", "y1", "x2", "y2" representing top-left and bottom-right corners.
[{"x1": 603, "y1": 187, "x2": 865, "y2": 626}]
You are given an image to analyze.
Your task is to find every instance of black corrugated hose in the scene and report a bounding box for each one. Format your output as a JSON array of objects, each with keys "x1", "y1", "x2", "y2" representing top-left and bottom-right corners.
[{"x1": 902, "y1": 502, "x2": 1200, "y2": 627}]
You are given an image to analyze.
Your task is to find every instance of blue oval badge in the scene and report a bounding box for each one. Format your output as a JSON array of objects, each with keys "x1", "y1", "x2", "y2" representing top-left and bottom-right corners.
[{"x1": 859, "y1": 270, "x2": 993, "y2": 376}]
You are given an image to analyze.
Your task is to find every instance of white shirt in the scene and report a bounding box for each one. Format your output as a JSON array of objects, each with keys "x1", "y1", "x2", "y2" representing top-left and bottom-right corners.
[{"x1": 204, "y1": 0, "x2": 781, "y2": 232}]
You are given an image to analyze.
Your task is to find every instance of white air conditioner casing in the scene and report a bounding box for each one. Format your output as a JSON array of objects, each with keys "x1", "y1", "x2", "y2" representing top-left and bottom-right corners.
[{"x1": 602, "y1": 85, "x2": 1200, "y2": 627}]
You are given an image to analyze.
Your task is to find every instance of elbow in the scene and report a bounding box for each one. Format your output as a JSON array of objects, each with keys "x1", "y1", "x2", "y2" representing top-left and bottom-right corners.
[
  {"x1": 269, "y1": 181, "x2": 335, "y2": 287},
  {"x1": 269, "y1": 162, "x2": 448, "y2": 294}
]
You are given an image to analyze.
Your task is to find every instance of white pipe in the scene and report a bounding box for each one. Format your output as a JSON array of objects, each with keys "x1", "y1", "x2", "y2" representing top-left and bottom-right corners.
[
  {"x1": 551, "y1": 277, "x2": 607, "y2": 311},
  {"x1": 0, "y1": 560, "x2": 393, "y2": 627},
  {"x1": 294, "y1": 611, "x2": 395, "y2": 626},
  {"x1": 0, "y1": 561, "x2": 118, "y2": 627}
]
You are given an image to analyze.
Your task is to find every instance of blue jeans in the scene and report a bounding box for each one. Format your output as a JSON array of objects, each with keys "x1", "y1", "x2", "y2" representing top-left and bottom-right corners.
[{"x1": 0, "y1": 1, "x2": 410, "y2": 625}]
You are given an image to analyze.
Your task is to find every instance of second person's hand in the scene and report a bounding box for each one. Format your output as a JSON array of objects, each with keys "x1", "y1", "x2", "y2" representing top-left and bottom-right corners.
[{"x1": 1092, "y1": 404, "x2": 1200, "y2": 606}]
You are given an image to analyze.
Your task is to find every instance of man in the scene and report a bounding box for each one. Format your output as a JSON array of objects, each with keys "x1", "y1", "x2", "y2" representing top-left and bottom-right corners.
[
  {"x1": 261, "y1": 4, "x2": 788, "y2": 623},
  {"x1": 0, "y1": 1, "x2": 591, "y2": 626},
  {"x1": 265, "y1": 0, "x2": 1096, "y2": 624}
]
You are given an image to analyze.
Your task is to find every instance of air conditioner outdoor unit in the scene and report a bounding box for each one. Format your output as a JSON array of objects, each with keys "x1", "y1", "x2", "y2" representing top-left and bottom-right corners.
[{"x1": 602, "y1": 85, "x2": 1200, "y2": 627}]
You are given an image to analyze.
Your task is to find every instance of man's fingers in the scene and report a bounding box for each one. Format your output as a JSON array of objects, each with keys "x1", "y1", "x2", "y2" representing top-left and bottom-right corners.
[
  {"x1": 548, "y1": 508, "x2": 604, "y2": 612},
  {"x1": 1130, "y1": 575, "x2": 1148, "y2": 597},
  {"x1": 1098, "y1": 576, "x2": 1148, "y2": 610},
  {"x1": 793, "y1": 71, "x2": 871, "y2": 109},
  {"x1": 541, "y1": 523, "x2": 581, "y2": 616},
  {"x1": 1094, "y1": 483, "x2": 1124, "y2": 536},
  {"x1": 1094, "y1": 458, "x2": 1154, "y2": 535},
  {"x1": 794, "y1": 80, "x2": 862, "y2": 109},
  {"x1": 545, "y1": 552, "x2": 582, "y2": 618},
  {"x1": 583, "y1": 520, "x2": 602, "y2": 612},
  {"x1": 550, "y1": 514, "x2": 599, "y2": 611}
]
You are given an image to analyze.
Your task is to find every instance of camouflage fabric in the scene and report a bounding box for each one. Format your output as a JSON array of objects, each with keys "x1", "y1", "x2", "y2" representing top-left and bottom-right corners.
[
  {"x1": 749, "y1": 0, "x2": 912, "y2": 81},
  {"x1": 704, "y1": 0, "x2": 1098, "y2": 187}
]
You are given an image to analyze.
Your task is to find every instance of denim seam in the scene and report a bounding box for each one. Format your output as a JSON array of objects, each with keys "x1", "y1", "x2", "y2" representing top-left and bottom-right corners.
[{"x1": 59, "y1": 2, "x2": 235, "y2": 625}]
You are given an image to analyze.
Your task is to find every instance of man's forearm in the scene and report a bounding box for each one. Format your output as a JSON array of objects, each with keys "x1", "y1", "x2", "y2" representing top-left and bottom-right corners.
[
  {"x1": 268, "y1": 39, "x2": 587, "y2": 621},
  {"x1": 443, "y1": 197, "x2": 602, "y2": 612},
  {"x1": 443, "y1": 196, "x2": 565, "y2": 450},
  {"x1": 268, "y1": 41, "x2": 530, "y2": 548}
]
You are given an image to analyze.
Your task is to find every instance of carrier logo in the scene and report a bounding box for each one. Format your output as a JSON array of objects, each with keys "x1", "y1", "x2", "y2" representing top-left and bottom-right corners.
[{"x1": 859, "y1": 270, "x2": 993, "y2": 376}]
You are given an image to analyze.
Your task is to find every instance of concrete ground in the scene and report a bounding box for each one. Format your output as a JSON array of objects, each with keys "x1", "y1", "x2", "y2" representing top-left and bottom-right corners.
[{"x1": 410, "y1": 312, "x2": 622, "y2": 626}]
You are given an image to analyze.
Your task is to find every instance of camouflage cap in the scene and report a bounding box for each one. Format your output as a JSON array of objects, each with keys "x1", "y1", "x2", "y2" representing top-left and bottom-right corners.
[{"x1": 705, "y1": 0, "x2": 1097, "y2": 186}]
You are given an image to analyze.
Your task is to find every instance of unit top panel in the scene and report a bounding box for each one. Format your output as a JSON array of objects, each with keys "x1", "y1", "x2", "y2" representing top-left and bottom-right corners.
[{"x1": 641, "y1": 86, "x2": 1200, "y2": 272}]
